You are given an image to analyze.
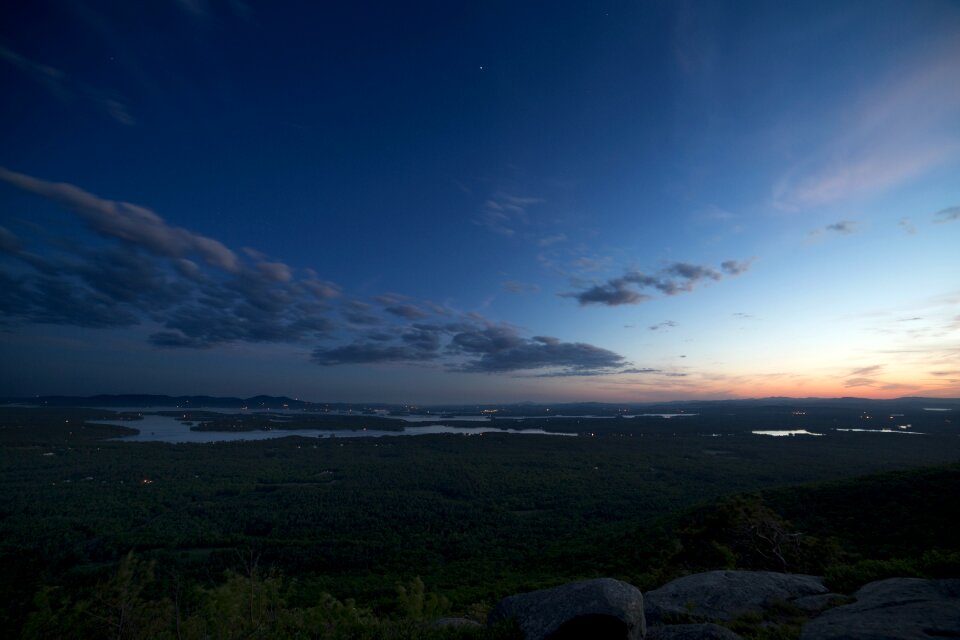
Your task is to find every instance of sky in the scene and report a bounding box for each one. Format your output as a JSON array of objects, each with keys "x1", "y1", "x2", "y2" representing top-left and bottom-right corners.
[{"x1": 1, "y1": 1, "x2": 958, "y2": 404}]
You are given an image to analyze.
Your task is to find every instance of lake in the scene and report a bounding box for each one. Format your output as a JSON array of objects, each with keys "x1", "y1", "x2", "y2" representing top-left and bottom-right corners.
[
  {"x1": 95, "y1": 414, "x2": 576, "y2": 443},
  {"x1": 752, "y1": 429, "x2": 823, "y2": 437}
]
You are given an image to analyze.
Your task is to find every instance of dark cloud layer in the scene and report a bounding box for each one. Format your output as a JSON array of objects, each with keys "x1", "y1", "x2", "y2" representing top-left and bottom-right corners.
[
  {"x1": 568, "y1": 259, "x2": 752, "y2": 307},
  {"x1": 2, "y1": 245, "x2": 340, "y2": 347},
  {"x1": 0, "y1": 270, "x2": 139, "y2": 328},
  {"x1": 0, "y1": 169, "x2": 636, "y2": 377},
  {"x1": 385, "y1": 303, "x2": 429, "y2": 320},
  {"x1": 573, "y1": 277, "x2": 652, "y2": 306},
  {"x1": 313, "y1": 321, "x2": 632, "y2": 376},
  {"x1": 450, "y1": 325, "x2": 627, "y2": 374},
  {"x1": 312, "y1": 342, "x2": 439, "y2": 366},
  {"x1": 342, "y1": 301, "x2": 382, "y2": 326},
  {"x1": 312, "y1": 323, "x2": 448, "y2": 366},
  {"x1": 0, "y1": 170, "x2": 345, "y2": 348}
]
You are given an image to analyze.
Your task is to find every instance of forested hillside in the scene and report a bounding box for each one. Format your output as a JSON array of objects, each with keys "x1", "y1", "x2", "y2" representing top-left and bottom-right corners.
[{"x1": 1, "y1": 407, "x2": 957, "y2": 638}]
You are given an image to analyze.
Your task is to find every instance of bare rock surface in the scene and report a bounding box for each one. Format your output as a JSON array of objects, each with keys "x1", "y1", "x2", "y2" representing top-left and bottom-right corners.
[
  {"x1": 800, "y1": 577, "x2": 960, "y2": 640},
  {"x1": 489, "y1": 577, "x2": 646, "y2": 640},
  {"x1": 647, "y1": 622, "x2": 742, "y2": 639},
  {"x1": 644, "y1": 570, "x2": 828, "y2": 623}
]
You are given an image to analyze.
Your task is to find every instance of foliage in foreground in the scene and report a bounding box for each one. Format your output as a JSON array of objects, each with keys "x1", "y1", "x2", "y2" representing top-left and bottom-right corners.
[{"x1": 21, "y1": 553, "x2": 520, "y2": 640}]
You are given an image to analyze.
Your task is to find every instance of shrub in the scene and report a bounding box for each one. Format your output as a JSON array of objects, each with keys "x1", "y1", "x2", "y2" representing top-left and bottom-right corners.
[{"x1": 824, "y1": 558, "x2": 919, "y2": 593}]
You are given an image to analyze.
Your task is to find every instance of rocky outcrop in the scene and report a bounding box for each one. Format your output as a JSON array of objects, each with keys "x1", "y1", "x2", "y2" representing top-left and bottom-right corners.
[
  {"x1": 489, "y1": 578, "x2": 646, "y2": 640},
  {"x1": 485, "y1": 573, "x2": 958, "y2": 640},
  {"x1": 800, "y1": 577, "x2": 960, "y2": 640},
  {"x1": 644, "y1": 570, "x2": 829, "y2": 624},
  {"x1": 647, "y1": 623, "x2": 742, "y2": 639}
]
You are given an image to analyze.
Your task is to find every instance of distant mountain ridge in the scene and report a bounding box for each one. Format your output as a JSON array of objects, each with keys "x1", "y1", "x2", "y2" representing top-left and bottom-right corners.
[
  {"x1": 1, "y1": 394, "x2": 957, "y2": 411},
  {"x1": 0, "y1": 394, "x2": 308, "y2": 409}
]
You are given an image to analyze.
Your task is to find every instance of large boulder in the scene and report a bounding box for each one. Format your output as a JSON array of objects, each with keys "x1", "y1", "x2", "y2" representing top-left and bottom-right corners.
[
  {"x1": 488, "y1": 578, "x2": 646, "y2": 640},
  {"x1": 800, "y1": 577, "x2": 960, "y2": 640},
  {"x1": 645, "y1": 570, "x2": 829, "y2": 624}
]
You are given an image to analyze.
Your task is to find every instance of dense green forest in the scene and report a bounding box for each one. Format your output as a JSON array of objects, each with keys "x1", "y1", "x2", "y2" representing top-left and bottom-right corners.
[{"x1": 1, "y1": 405, "x2": 958, "y2": 638}]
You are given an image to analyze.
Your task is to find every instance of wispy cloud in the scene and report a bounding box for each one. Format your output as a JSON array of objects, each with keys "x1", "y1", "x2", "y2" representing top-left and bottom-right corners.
[
  {"x1": 0, "y1": 168, "x2": 239, "y2": 271},
  {"x1": 649, "y1": 320, "x2": 677, "y2": 331},
  {"x1": 778, "y1": 148, "x2": 952, "y2": 209},
  {"x1": 538, "y1": 233, "x2": 567, "y2": 247},
  {"x1": 808, "y1": 220, "x2": 860, "y2": 241},
  {"x1": 571, "y1": 255, "x2": 613, "y2": 273},
  {"x1": 0, "y1": 226, "x2": 21, "y2": 253},
  {"x1": 720, "y1": 259, "x2": 753, "y2": 275},
  {"x1": 0, "y1": 45, "x2": 134, "y2": 125},
  {"x1": 176, "y1": 0, "x2": 254, "y2": 22},
  {"x1": 898, "y1": 217, "x2": 917, "y2": 235},
  {"x1": 774, "y1": 40, "x2": 960, "y2": 209},
  {"x1": 176, "y1": 0, "x2": 209, "y2": 18},
  {"x1": 933, "y1": 206, "x2": 960, "y2": 224},
  {"x1": 842, "y1": 364, "x2": 886, "y2": 388},
  {"x1": 501, "y1": 280, "x2": 540, "y2": 295},
  {"x1": 565, "y1": 258, "x2": 752, "y2": 307},
  {"x1": 850, "y1": 364, "x2": 884, "y2": 377},
  {"x1": 826, "y1": 220, "x2": 859, "y2": 234},
  {"x1": 475, "y1": 191, "x2": 544, "y2": 236}
]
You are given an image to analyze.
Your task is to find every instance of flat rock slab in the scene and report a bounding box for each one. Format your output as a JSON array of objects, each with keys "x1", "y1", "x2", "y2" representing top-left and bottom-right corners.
[
  {"x1": 645, "y1": 570, "x2": 828, "y2": 624},
  {"x1": 489, "y1": 577, "x2": 646, "y2": 640},
  {"x1": 800, "y1": 577, "x2": 960, "y2": 640},
  {"x1": 647, "y1": 623, "x2": 742, "y2": 639}
]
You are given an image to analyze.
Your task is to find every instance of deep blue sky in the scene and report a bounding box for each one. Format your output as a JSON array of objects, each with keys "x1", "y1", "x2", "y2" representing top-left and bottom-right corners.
[{"x1": 1, "y1": 1, "x2": 958, "y2": 403}]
